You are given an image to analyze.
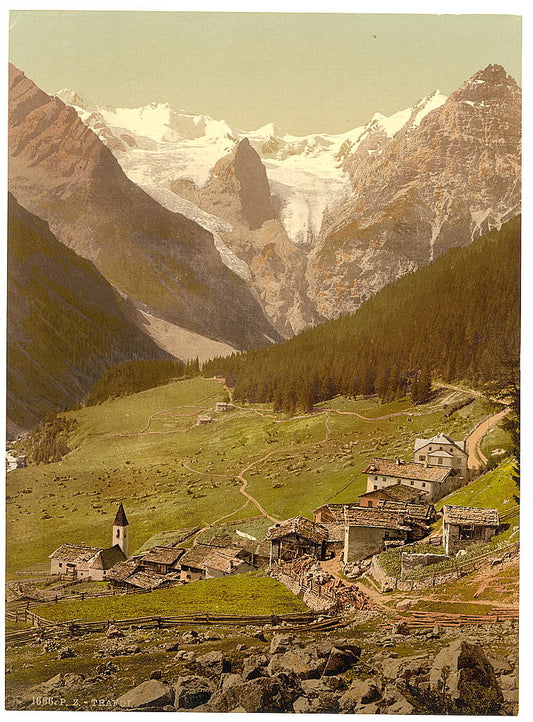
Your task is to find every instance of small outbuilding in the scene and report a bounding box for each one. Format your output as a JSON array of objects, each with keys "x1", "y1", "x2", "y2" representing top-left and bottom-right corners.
[
  {"x1": 343, "y1": 507, "x2": 412, "y2": 563},
  {"x1": 442, "y1": 505, "x2": 500, "y2": 554},
  {"x1": 358, "y1": 483, "x2": 428, "y2": 508},
  {"x1": 266, "y1": 516, "x2": 329, "y2": 563},
  {"x1": 139, "y1": 545, "x2": 185, "y2": 575},
  {"x1": 214, "y1": 402, "x2": 234, "y2": 412}
]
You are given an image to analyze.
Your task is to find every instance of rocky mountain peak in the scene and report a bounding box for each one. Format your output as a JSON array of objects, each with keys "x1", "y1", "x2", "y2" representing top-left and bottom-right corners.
[{"x1": 453, "y1": 64, "x2": 520, "y2": 104}]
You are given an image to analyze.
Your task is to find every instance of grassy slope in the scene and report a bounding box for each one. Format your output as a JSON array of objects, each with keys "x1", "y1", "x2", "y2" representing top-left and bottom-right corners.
[
  {"x1": 6, "y1": 377, "x2": 493, "y2": 575},
  {"x1": 37, "y1": 574, "x2": 307, "y2": 622}
]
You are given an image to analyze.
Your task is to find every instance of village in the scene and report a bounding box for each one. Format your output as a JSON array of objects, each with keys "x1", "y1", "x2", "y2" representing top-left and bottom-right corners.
[{"x1": 46, "y1": 429, "x2": 503, "y2": 603}]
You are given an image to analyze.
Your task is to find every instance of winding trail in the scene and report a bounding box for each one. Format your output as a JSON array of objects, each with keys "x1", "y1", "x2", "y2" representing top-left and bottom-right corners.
[
  {"x1": 236, "y1": 452, "x2": 280, "y2": 523},
  {"x1": 465, "y1": 407, "x2": 511, "y2": 469}
]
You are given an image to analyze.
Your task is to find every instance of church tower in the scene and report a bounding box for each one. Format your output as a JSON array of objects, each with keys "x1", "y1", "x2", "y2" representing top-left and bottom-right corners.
[{"x1": 112, "y1": 503, "x2": 129, "y2": 556}]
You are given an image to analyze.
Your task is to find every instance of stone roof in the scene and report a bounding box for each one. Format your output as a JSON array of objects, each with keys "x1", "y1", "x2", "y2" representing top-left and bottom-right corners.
[
  {"x1": 266, "y1": 516, "x2": 329, "y2": 544},
  {"x1": 179, "y1": 545, "x2": 214, "y2": 570},
  {"x1": 234, "y1": 539, "x2": 271, "y2": 558},
  {"x1": 360, "y1": 483, "x2": 428, "y2": 503},
  {"x1": 377, "y1": 500, "x2": 436, "y2": 524},
  {"x1": 364, "y1": 458, "x2": 452, "y2": 483},
  {"x1": 105, "y1": 560, "x2": 138, "y2": 583},
  {"x1": 443, "y1": 505, "x2": 500, "y2": 527},
  {"x1": 415, "y1": 434, "x2": 466, "y2": 453},
  {"x1": 90, "y1": 544, "x2": 128, "y2": 570},
  {"x1": 202, "y1": 549, "x2": 247, "y2": 574},
  {"x1": 312, "y1": 503, "x2": 360, "y2": 523},
  {"x1": 49, "y1": 543, "x2": 102, "y2": 564},
  {"x1": 123, "y1": 569, "x2": 170, "y2": 590},
  {"x1": 113, "y1": 503, "x2": 129, "y2": 527},
  {"x1": 141, "y1": 546, "x2": 185, "y2": 566},
  {"x1": 343, "y1": 506, "x2": 412, "y2": 531}
]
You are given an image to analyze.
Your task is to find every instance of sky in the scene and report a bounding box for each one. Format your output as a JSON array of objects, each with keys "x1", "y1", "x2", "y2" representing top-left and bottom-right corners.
[{"x1": 8, "y1": 10, "x2": 522, "y2": 136}]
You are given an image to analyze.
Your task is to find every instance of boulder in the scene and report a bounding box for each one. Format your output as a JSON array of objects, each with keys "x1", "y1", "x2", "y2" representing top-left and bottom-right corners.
[
  {"x1": 222, "y1": 673, "x2": 244, "y2": 689},
  {"x1": 267, "y1": 649, "x2": 325, "y2": 680},
  {"x1": 242, "y1": 655, "x2": 269, "y2": 681},
  {"x1": 208, "y1": 675, "x2": 300, "y2": 713},
  {"x1": 196, "y1": 650, "x2": 232, "y2": 676},
  {"x1": 56, "y1": 647, "x2": 76, "y2": 659},
  {"x1": 322, "y1": 645, "x2": 361, "y2": 676},
  {"x1": 429, "y1": 640, "x2": 502, "y2": 701},
  {"x1": 269, "y1": 633, "x2": 293, "y2": 655},
  {"x1": 116, "y1": 679, "x2": 175, "y2": 709},
  {"x1": 339, "y1": 678, "x2": 382, "y2": 710},
  {"x1": 174, "y1": 675, "x2": 214, "y2": 709},
  {"x1": 40, "y1": 674, "x2": 63, "y2": 690},
  {"x1": 486, "y1": 652, "x2": 512, "y2": 676},
  {"x1": 381, "y1": 654, "x2": 430, "y2": 681}
]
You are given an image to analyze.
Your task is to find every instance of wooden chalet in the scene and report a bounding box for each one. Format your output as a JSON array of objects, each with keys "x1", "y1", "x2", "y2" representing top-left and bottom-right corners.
[
  {"x1": 139, "y1": 545, "x2": 185, "y2": 575},
  {"x1": 266, "y1": 516, "x2": 329, "y2": 563}
]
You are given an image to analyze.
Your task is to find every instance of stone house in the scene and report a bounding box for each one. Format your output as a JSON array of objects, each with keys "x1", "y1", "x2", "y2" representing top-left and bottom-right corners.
[
  {"x1": 414, "y1": 433, "x2": 468, "y2": 476},
  {"x1": 197, "y1": 414, "x2": 214, "y2": 425},
  {"x1": 214, "y1": 402, "x2": 234, "y2": 412},
  {"x1": 363, "y1": 458, "x2": 460, "y2": 503},
  {"x1": 266, "y1": 516, "x2": 329, "y2": 563},
  {"x1": 442, "y1": 505, "x2": 500, "y2": 554},
  {"x1": 343, "y1": 507, "x2": 412, "y2": 563},
  {"x1": 106, "y1": 559, "x2": 175, "y2": 591},
  {"x1": 358, "y1": 482, "x2": 429, "y2": 508},
  {"x1": 49, "y1": 543, "x2": 126, "y2": 581}
]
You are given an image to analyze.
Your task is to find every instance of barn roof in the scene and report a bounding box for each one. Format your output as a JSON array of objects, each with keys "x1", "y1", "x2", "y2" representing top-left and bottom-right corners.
[
  {"x1": 443, "y1": 505, "x2": 500, "y2": 527},
  {"x1": 141, "y1": 545, "x2": 185, "y2": 566},
  {"x1": 312, "y1": 503, "x2": 360, "y2": 522},
  {"x1": 106, "y1": 560, "x2": 138, "y2": 582},
  {"x1": 377, "y1": 500, "x2": 436, "y2": 523},
  {"x1": 343, "y1": 506, "x2": 411, "y2": 531},
  {"x1": 364, "y1": 458, "x2": 452, "y2": 483},
  {"x1": 359, "y1": 483, "x2": 428, "y2": 503},
  {"x1": 202, "y1": 549, "x2": 247, "y2": 574},
  {"x1": 123, "y1": 569, "x2": 169, "y2": 590},
  {"x1": 49, "y1": 543, "x2": 102, "y2": 564},
  {"x1": 266, "y1": 516, "x2": 329, "y2": 544}
]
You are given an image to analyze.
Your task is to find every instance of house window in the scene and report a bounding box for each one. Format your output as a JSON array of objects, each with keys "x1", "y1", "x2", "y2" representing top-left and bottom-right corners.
[
  {"x1": 429, "y1": 447, "x2": 432, "y2": 451},
  {"x1": 116, "y1": 529, "x2": 120, "y2": 537},
  {"x1": 58, "y1": 563, "x2": 63, "y2": 568},
  {"x1": 422, "y1": 482, "x2": 426, "y2": 487},
  {"x1": 368, "y1": 501, "x2": 373, "y2": 508},
  {"x1": 459, "y1": 525, "x2": 474, "y2": 540},
  {"x1": 375, "y1": 476, "x2": 378, "y2": 481},
  {"x1": 410, "y1": 480, "x2": 414, "y2": 486},
  {"x1": 374, "y1": 485, "x2": 378, "y2": 490},
  {"x1": 438, "y1": 458, "x2": 443, "y2": 464},
  {"x1": 420, "y1": 455, "x2": 426, "y2": 461}
]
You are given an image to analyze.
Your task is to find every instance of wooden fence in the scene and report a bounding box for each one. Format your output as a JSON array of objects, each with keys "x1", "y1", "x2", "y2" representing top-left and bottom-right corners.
[{"x1": 5, "y1": 610, "x2": 320, "y2": 647}]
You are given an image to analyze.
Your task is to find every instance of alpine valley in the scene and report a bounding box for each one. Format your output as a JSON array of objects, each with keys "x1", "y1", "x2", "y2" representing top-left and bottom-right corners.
[{"x1": 7, "y1": 62, "x2": 521, "y2": 430}]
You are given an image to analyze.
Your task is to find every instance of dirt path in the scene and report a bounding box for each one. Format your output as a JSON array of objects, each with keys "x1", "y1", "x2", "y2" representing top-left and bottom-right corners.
[
  {"x1": 465, "y1": 407, "x2": 510, "y2": 469},
  {"x1": 236, "y1": 453, "x2": 279, "y2": 523}
]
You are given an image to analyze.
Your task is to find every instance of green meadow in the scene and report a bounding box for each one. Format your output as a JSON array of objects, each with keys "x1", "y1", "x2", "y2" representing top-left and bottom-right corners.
[{"x1": 7, "y1": 377, "x2": 494, "y2": 575}]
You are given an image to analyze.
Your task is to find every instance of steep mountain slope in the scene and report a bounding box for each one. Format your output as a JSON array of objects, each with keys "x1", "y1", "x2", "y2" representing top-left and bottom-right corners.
[
  {"x1": 308, "y1": 64, "x2": 521, "y2": 317},
  {"x1": 204, "y1": 217, "x2": 520, "y2": 412},
  {"x1": 8, "y1": 63, "x2": 280, "y2": 351},
  {"x1": 7, "y1": 194, "x2": 169, "y2": 434}
]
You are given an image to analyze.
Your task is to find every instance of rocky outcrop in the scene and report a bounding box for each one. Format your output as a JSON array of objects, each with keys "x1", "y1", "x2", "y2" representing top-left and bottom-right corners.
[
  {"x1": 429, "y1": 639, "x2": 503, "y2": 701},
  {"x1": 308, "y1": 64, "x2": 521, "y2": 318},
  {"x1": 171, "y1": 139, "x2": 320, "y2": 336}
]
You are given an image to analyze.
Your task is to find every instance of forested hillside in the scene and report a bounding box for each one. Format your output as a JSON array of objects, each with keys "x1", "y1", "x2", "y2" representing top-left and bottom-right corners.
[
  {"x1": 7, "y1": 194, "x2": 168, "y2": 434},
  {"x1": 203, "y1": 218, "x2": 520, "y2": 412}
]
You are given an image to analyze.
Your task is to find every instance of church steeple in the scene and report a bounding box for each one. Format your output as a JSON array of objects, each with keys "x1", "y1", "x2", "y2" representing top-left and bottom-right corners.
[{"x1": 112, "y1": 503, "x2": 129, "y2": 556}]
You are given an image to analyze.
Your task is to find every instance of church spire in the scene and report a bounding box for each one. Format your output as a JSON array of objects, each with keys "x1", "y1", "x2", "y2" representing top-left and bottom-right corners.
[
  {"x1": 112, "y1": 503, "x2": 129, "y2": 556},
  {"x1": 113, "y1": 503, "x2": 129, "y2": 527}
]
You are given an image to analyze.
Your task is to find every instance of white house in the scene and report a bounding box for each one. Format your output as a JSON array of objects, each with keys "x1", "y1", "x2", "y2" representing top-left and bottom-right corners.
[
  {"x1": 363, "y1": 458, "x2": 462, "y2": 503},
  {"x1": 414, "y1": 433, "x2": 468, "y2": 476}
]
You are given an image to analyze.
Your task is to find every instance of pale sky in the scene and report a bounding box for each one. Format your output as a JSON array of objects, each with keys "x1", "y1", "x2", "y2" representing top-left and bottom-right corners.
[{"x1": 9, "y1": 11, "x2": 522, "y2": 136}]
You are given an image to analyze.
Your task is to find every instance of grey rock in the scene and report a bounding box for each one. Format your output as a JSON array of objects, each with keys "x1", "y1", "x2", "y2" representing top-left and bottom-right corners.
[
  {"x1": 430, "y1": 640, "x2": 502, "y2": 701},
  {"x1": 242, "y1": 655, "x2": 269, "y2": 681},
  {"x1": 174, "y1": 675, "x2": 214, "y2": 709},
  {"x1": 382, "y1": 654, "x2": 430, "y2": 681},
  {"x1": 267, "y1": 649, "x2": 325, "y2": 680},
  {"x1": 116, "y1": 679, "x2": 175, "y2": 709},
  {"x1": 106, "y1": 625, "x2": 124, "y2": 639},
  {"x1": 208, "y1": 675, "x2": 299, "y2": 713},
  {"x1": 269, "y1": 633, "x2": 293, "y2": 655},
  {"x1": 339, "y1": 678, "x2": 382, "y2": 710},
  {"x1": 196, "y1": 650, "x2": 232, "y2": 676}
]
